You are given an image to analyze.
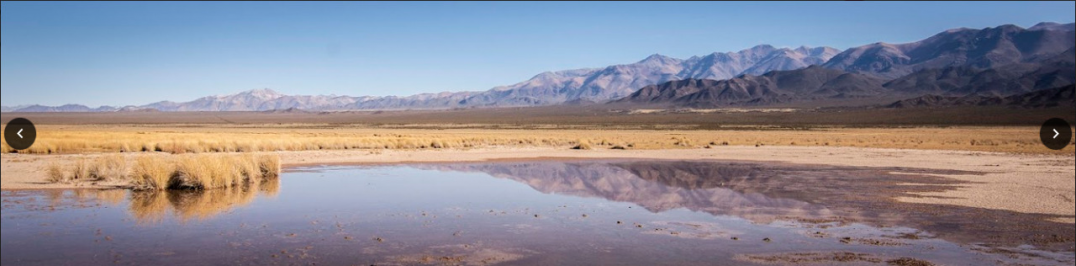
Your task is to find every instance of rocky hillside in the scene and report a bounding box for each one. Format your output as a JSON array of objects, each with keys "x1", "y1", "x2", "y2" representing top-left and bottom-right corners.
[
  {"x1": 887, "y1": 84, "x2": 1075, "y2": 108},
  {"x1": 823, "y1": 23, "x2": 1075, "y2": 79}
]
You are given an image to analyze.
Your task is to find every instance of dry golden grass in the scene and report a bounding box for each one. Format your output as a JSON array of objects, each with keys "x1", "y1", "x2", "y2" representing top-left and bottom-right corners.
[
  {"x1": 257, "y1": 154, "x2": 281, "y2": 179},
  {"x1": 235, "y1": 154, "x2": 261, "y2": 182},
  {"x1": 174, "y1": 155, "x2": 233, "y2": 189},
  {"x1": 131, "y1": 155, "x2": 177, "y2": 190},
  {"x1": 71, "y1": 158, "x2": 92, "y2": 182},
  {"x1": 46, "y1": 162, "x2": 68, "y2": 183},
  {"x1": 172, "y1": 154, "x2": 279, "y2": 190},
  {"x1": 572, "y1": 140, "x2": 593, "y2": 150},
  {"x1": 5, "y1": 125, "x2": 1070, "y2": 155},
  {"x1": 47, "y1": 153, "x2": 282, "y2": 190},
  {"x1": 89, "y1": 155, "x2": 129, "y2": 181}
]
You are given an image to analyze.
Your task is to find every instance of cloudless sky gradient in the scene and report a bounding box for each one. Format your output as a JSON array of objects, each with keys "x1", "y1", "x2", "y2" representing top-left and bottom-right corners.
[{"x1": 2, "y1": 1, "x2": 1074, "y2": 107}]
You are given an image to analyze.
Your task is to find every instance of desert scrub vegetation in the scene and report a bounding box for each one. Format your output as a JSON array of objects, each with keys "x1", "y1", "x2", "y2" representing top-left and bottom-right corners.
[
  {"x1": 8, "y1": 125, "x2": 1074, "y2": 155},
  {"x1": 572, "y1": 140, "x2": 593, "y2": 150},
  {"x1": 46, "y1": 153, "x2": 281, "y2": 190},
  {"x1": 89, "y1": 155, "x2": 129, "y2": 181},
  {"x1": 46, "y1": 162, "x2": 67, "y2": 183},
  {"x1": 131, "y1": 155, "x2": 177, "y2": 190},
  {"x1": 144, "y1": 154, "x2": 280, "y2": 190},
  {"x1": 171, "y1": 154, "x2": 277, "y2": 190},
  {"x1": 44, "y1": 158, "x2": 97, "y2": 183}
]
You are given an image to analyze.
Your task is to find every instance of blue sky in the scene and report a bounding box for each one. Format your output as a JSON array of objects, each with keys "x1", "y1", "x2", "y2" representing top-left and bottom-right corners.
[{"x1": 2, "y1": 1, "x2": 1074, "y2": 107}]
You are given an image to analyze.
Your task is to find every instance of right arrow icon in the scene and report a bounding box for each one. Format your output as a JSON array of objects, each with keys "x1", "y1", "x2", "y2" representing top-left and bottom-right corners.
[{"x1": 1041, "y1": 118, "x2": 1073, "y2": 151}]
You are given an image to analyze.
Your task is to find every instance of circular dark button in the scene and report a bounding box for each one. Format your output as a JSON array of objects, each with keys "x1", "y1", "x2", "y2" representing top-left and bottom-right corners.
[
  {"x1": 1040, "y1": 118, "x2": 1072, "y2": 151},
  {"x1": 4, "y1": 118, "x2": 37, "y2": 151}
]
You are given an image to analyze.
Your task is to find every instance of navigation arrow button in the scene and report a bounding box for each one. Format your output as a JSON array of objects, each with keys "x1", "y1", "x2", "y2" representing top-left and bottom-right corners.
[
  {"x1": 1040, "y1": 118, "x2": 1072, "y2": 151},
  {"x1": 4, "y1": 118, "x2": 37, "y2": 151}
]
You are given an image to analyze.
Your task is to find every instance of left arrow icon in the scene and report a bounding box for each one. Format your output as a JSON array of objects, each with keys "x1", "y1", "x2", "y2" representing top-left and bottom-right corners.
[{"x1": 4, "y1": 118, "x2": 37, "y2": 151}]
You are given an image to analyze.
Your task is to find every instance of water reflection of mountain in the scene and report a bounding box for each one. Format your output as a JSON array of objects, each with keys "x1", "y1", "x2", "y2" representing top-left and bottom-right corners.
[
  {"x1": 417, "y1": 161, "x2": 1075, "y2": 253},
  {"x1": 129, "y1": 179, "x2": 279, "y2": 224},
  {"x1": 417, "y1": 161, "x2": 953, "y2": 223}
]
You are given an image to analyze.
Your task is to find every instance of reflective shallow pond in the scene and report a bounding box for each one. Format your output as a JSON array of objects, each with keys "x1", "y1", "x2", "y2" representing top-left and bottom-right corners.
[{"x1": 2, "y1": 160, "x2": 1074, "y2": 265}]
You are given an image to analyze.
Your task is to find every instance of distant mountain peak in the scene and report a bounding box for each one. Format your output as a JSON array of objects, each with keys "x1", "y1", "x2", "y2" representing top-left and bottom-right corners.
[
  {"x1": 792, "y1": 46, "x2": 813, "y2": 53},
  {"x1": 1032, "y1": 22, "x2": 1062, "y2": 28},
  {"x1": 748, "y1": 44, "x2": 776, "y2": 50},
  {"x1": 944, "y1": 27, "x2": 974, "y2": 34},
  {"x1": 643, "y1": 53, "x2": 667, "y2": 59},
  {"x1": 638, "y1": 54, "x2": 677, "y2": 64},
  {"x1": 231, "y1": 88, "x2": 284, "y2": 99},
  {"x1": 741, "y1": 44, "x2": 777, "y2": 55}
]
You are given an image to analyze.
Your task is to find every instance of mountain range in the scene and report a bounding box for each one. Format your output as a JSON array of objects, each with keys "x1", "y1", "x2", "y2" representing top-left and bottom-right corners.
[
  {"x1": 467, "y1": 45, "x2": 841, "y2": 106},
  {"x1": 620, "y1": 45, "x2": 1075, "y2": 108},
  {"x1": 615, "y1": 66, "x2": 889, "y2": 107},
  {"x1": 823, "y1": 23, "x2": 1075, "y2": 79},
  {"x1": 3, "y1": 22, "x2": 1073, "y2": 113}
]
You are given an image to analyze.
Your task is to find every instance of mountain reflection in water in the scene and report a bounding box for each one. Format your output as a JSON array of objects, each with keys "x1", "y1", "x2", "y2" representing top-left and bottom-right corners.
[{"x1": 417, "y1": 160, "x2": 1075, "y2": 253}]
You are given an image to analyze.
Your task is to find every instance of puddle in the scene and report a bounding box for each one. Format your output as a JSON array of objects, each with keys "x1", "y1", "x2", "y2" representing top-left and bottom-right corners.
[{"x1": 2, "y1": 160, "x2": 1073, "y2": 265}]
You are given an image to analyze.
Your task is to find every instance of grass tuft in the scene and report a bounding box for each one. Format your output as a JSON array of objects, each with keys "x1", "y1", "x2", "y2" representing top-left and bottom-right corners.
[
  {"x1": 89, "y1": 155, "x2": 129, "y2": 181},
  {"x1": 71, "y1": 159, "x2": 93, "y2": 181},
  {"x1": 572, "y1": 140, "x2": 593, "y2": 150},
  {"x1": 257, "y1": 154, "x2": 281, "y2": 179},
  {"x1": 132, "y1": 155, "x2": 177, "y2": 190},
  {"x1": 46, "y1": 162, "x2": 68, "y2": 184}
]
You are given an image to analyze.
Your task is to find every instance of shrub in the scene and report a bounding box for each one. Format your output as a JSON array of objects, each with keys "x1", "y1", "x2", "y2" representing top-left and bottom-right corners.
[
  {"x1": 572, "y1": 140, "x2": 593, "y2": 150},
  {"x1": 174, "y1": 155, "x2": 220, "y2": 189},
  {"x1": 90, "y1": 155, "x2": 129, "y2": 181},
  {"x1": 46, "y1": 162, "x2": 68, "y2": 183},
  {"x1": 132, "y1": 156, "x2": 176, "y2": 190},
  {"x1": 236, "y1": 154, "x2": 262, "y2": 182},
  {"x1": 256, "y1": 155, "x2": 281, "y2": 178},
  {"x1": 71, "y1": 159, "x2": 92, "y2": 181},
  {"x1": 173, "y1": 154, "x2": 280, "y2": 190}
]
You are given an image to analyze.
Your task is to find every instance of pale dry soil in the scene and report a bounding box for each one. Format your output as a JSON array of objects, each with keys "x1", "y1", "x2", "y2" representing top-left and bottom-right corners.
[{"x1": 2, "y1": 146, "x2": 1073, "y2": 224}]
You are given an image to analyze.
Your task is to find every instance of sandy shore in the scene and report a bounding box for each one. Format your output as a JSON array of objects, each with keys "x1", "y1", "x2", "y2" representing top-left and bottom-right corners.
[{"x1": 3, "y1": 146, "x2": 1074, "y2": 223}]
